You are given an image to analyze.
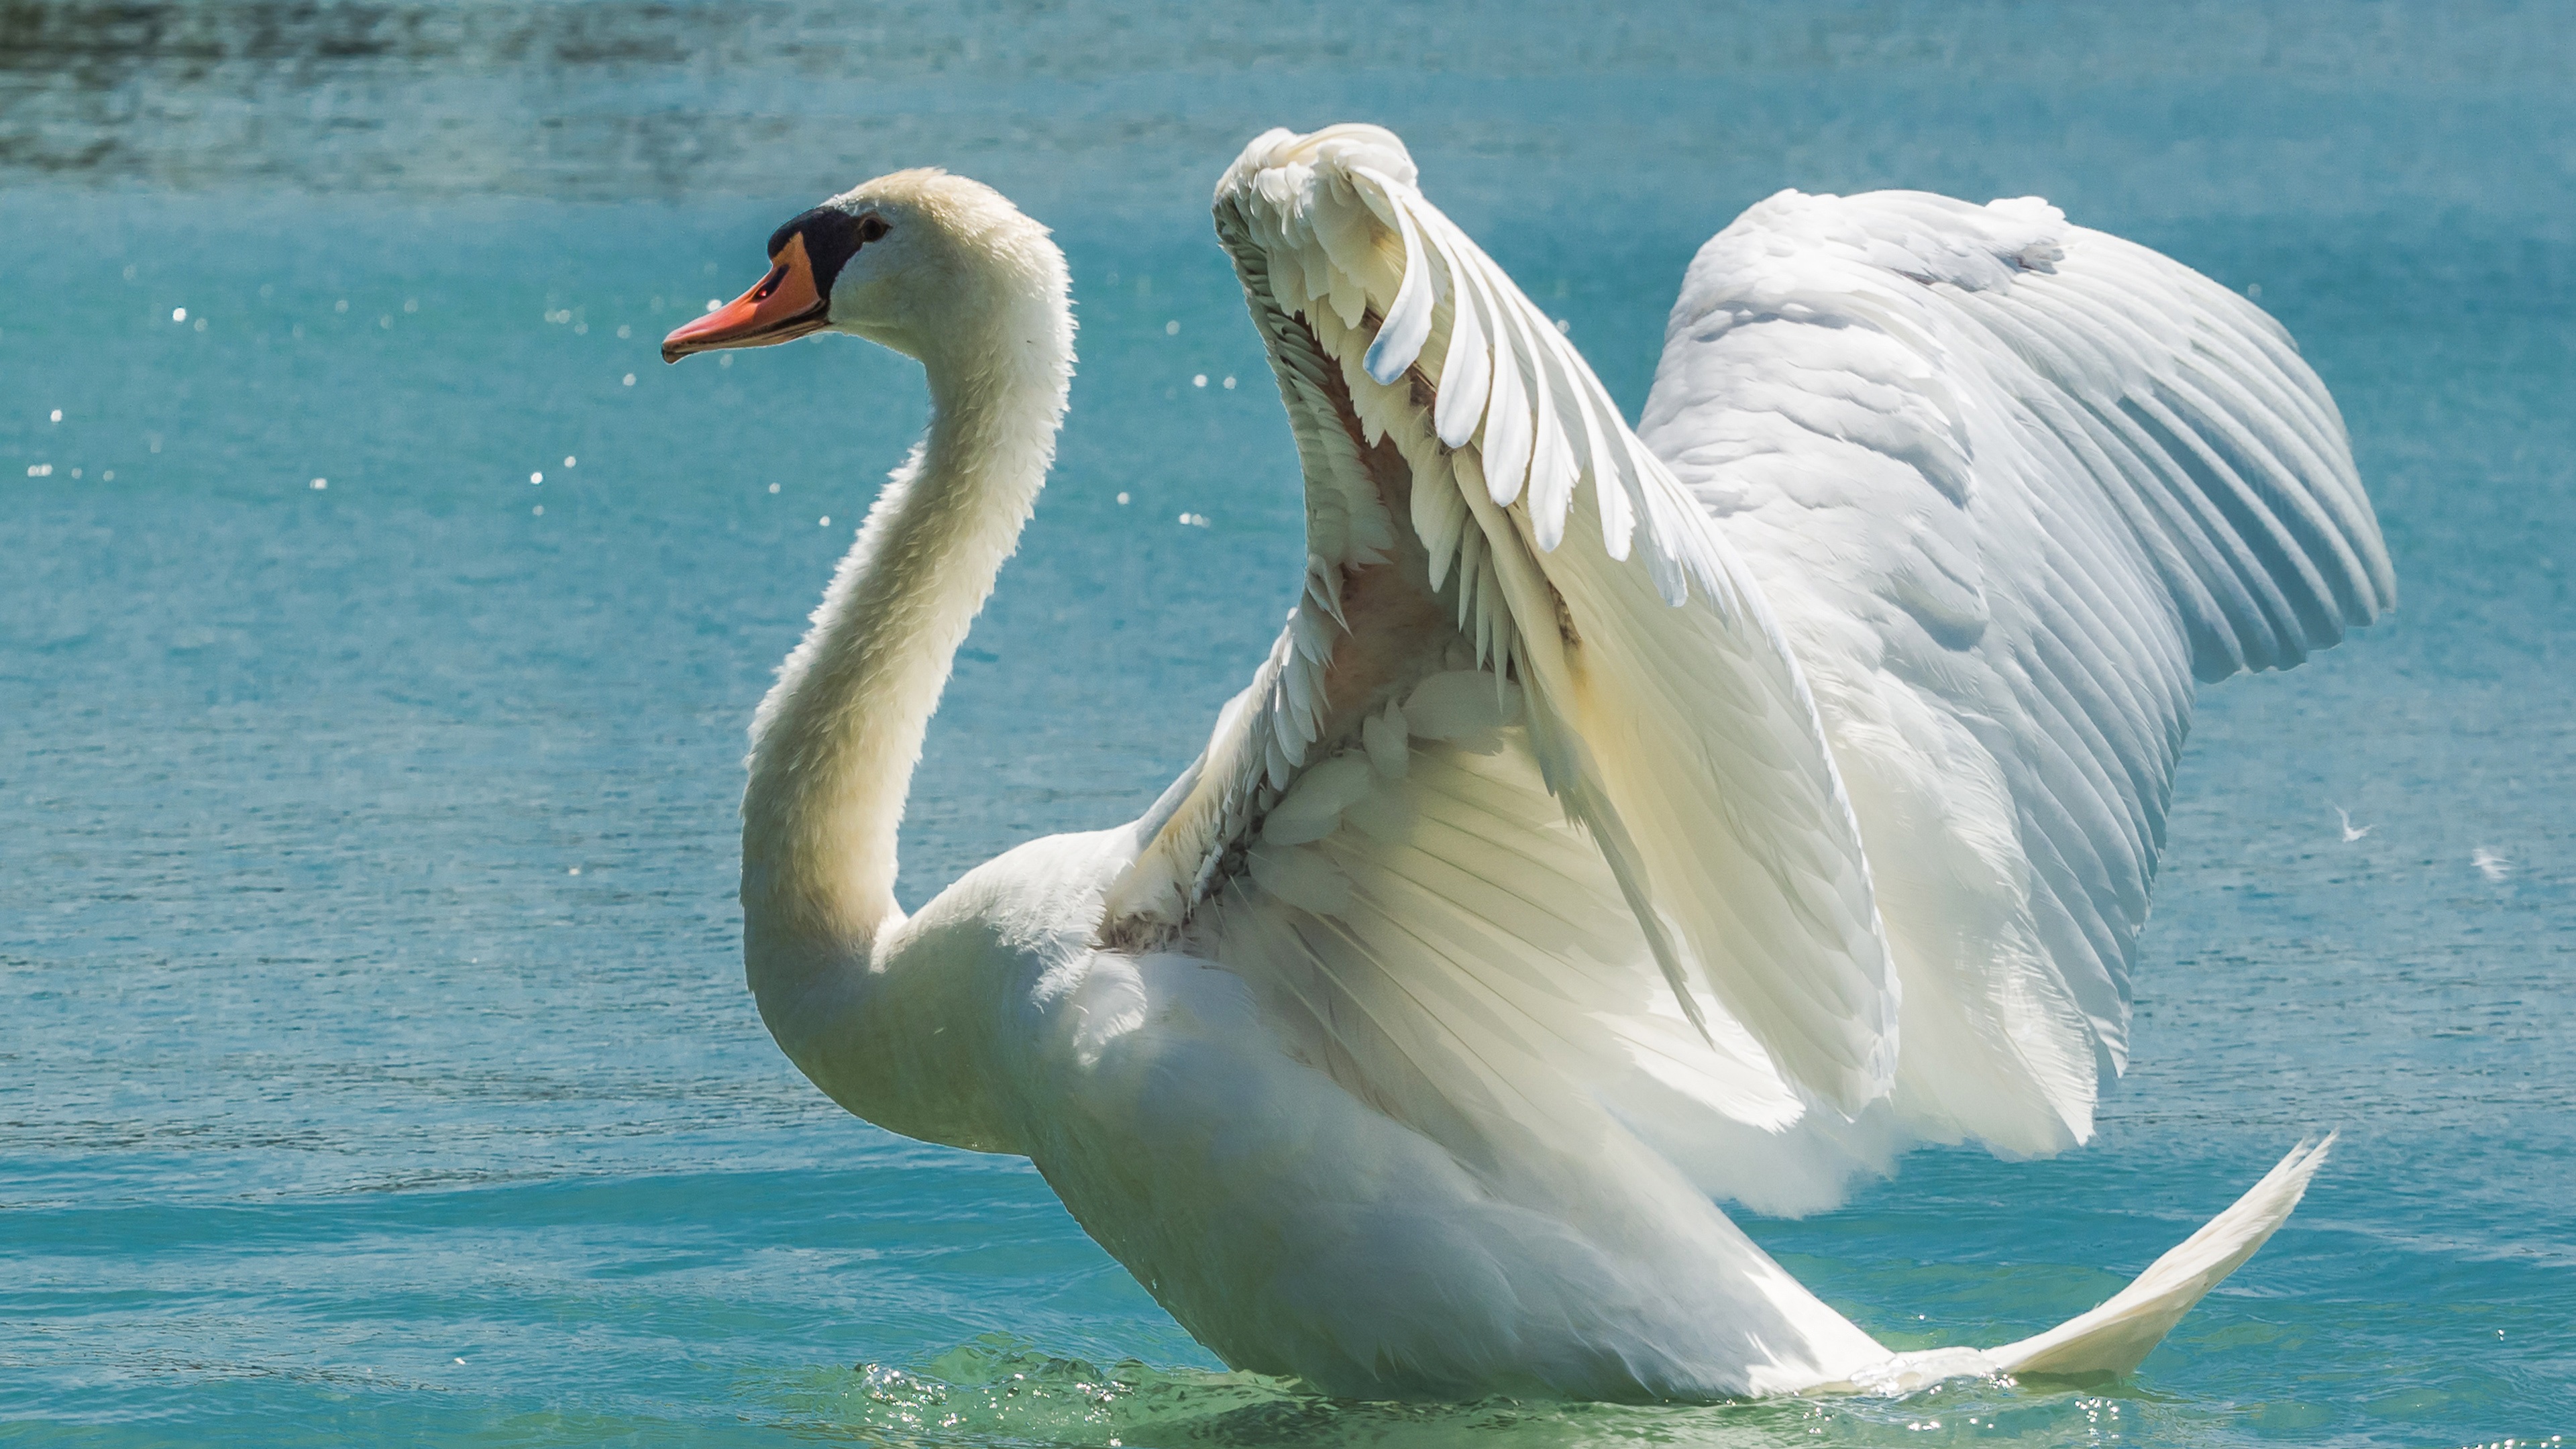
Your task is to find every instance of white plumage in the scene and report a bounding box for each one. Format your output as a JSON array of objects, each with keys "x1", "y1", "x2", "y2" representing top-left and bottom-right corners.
[
  {"x1": 672, "y1": 125, "x2": 2383, "y2": 1401},
  {"x1": 1646, "y1": 186, "x2": 2390, "y2": 1163}
]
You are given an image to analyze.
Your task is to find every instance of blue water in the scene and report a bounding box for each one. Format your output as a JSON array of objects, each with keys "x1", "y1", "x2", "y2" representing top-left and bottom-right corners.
[{"x1": 3, "y1": 4, "x2": 2572, "y2": 1444}]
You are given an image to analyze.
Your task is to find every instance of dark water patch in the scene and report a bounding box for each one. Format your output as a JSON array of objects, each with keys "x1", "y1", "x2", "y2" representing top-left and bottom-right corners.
[{"x1": 0, "y1": 0, "x2": 2569, "y2": 233}]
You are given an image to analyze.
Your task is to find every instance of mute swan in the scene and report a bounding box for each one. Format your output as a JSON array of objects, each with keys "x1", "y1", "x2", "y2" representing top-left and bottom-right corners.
[{"x1": 659, "y1": 124, "x2": 2387, "y2": 1401}]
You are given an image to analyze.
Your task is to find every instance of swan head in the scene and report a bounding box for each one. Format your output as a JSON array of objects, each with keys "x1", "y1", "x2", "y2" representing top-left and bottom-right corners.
[{"x1": 661, "y1": 169, "x2": 1064, "y2": 367}]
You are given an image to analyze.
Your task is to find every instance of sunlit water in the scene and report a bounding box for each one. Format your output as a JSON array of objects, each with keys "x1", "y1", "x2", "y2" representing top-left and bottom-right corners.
[{"x1": 4, "y1": 4, "x2": 2573, "y2": 1445}]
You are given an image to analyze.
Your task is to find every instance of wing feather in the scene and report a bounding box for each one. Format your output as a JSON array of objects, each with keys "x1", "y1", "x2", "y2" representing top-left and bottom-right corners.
[
  {"x1": 1642, "y1": 188, "x2": 2388, "y2": 1147},
  {"x1": 1102, "y1": 139, "x2": 2380, "y2": 1202},
  {"x1": 1103, "y1": 127, "x2": 1900, "y2": 1152}
]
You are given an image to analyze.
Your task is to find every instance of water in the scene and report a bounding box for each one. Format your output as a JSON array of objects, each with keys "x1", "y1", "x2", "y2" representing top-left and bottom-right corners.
[{"x1": 3, "y1": 3, "x2": 2571, "y2": 1444}]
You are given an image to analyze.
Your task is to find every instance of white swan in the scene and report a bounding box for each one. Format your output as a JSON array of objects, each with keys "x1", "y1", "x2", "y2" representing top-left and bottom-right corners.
[{"x1": 659, "y1": 124, "x2": 2387, "y2": 1401}]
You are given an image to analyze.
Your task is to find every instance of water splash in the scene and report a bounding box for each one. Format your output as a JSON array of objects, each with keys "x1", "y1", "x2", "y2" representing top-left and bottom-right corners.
[{"x1": 758, "y1": 1335, "x2": 2177, "y2": 1448}]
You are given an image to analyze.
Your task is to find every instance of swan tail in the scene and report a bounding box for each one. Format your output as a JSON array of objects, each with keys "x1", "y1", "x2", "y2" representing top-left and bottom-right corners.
[
  {"x1": 1840, "y1": 1136, "x2": 2332, "y2": 1395},
  {"x1": 1987, "y1": 1134, "x2": 2333, "y2": 1379}
]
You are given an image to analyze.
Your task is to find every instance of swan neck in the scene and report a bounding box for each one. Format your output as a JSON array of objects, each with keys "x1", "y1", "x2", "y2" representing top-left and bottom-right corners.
[{"x1": 740, "y1": 292, "x2": 1071, "y2": 987}]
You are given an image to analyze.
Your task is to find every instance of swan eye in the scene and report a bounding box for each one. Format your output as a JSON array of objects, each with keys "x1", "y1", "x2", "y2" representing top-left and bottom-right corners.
[
  {"x1": 750, "y1": 264, "x2": 788, "y2": 302},
  {"x1": 767, "y1": 204, "x2": 878, "y2": 300}
]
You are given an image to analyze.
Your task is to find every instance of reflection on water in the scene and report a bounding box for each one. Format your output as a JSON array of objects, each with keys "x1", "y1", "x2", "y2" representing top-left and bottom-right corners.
[{"x1": 2, "y1": 0, "x2": 2571, "y2": 220}]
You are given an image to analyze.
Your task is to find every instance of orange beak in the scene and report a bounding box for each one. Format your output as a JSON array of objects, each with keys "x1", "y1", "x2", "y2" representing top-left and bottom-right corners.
[{"x1": 661, "y1": 232, "x2": 832, "y2": 363}]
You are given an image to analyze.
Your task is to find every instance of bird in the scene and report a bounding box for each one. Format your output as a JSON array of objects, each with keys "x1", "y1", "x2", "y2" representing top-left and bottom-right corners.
[
  {"x1": 2338, "y1": 806, "x2": 2374, "y2": 841},
  {"x1": 2474, "y1": 847, "x2": 2512, "y2": 881},
  {"x1": 659, "y1": 123, "x2": 2390, "y2": 1401}
]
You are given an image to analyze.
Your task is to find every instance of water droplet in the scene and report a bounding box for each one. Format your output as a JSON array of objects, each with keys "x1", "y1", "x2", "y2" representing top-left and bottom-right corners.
[
  {"x1": 49, "y1": 409, "x2": 61, "y2": 422},
  {"x1": 616, "y1": 325, "x2": 631, "y2": 339},
  {"x1": 193, "y1": 318, "x2": 207, "y2": 331},
  {"x1": 563, "y1": 456, "x2": 576, "y2": 468},
  {"x1": 705, "y1": 298, "x2": 721, "y2": 313},
  {"x1": 309, "y1": 478, "x2": 327, "y2": 490},
  {"x1": 1222, "y1": 376, "x2": 1237, "y2": 389},
  {"x1": 1115, "y1": 492, "x2": 1130, "y2": 505},
  {"x1": 529, "y1": 472, "x2": 543, "y2": 484},
  {"x1": 532, "y1": 504, "x2": 544, "y2": 516},
  {"x1": 767, "y1": 483, "x2": 780, "y2": 494},
  {"x1": 404, "y1": 299, "x2": 419, "y2": 313},
  {"x1": 622, "y1": 373, "x2": 636, "y2": 386},
  {"x1": 1193, "y1": 374, "x2": 1207, "y2": 388},
  {"x1": 1164, "y1": 319, "x2": 1179, "y2": 335},
  {"x1": 819, "y1": 516, "x2": 831, "y2": 527},
  {"x1": 171, "y1": 307, "x2": 186, "y2": 322}
]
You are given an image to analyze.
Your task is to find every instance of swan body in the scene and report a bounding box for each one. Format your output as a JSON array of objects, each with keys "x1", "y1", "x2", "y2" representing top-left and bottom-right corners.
[{"x1": 661, "y1": 127, "x2": 2386, "y2": 1400}]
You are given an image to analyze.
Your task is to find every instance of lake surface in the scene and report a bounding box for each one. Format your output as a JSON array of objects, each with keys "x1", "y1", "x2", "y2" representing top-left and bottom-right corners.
[{"x1": 3, "y1": 3, "x2": 2572, "y2": 1444}]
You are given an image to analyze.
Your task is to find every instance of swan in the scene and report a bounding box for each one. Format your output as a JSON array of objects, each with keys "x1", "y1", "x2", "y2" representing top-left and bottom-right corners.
[{"x1": 658, "y1": 124, "x2": 2388, "y2": 1401}]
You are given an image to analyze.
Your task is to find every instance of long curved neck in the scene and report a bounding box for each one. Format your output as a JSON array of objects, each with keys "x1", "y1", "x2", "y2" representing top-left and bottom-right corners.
[{"x1": 741, "y1": 293, "x2": 1071, "y2": 1010}]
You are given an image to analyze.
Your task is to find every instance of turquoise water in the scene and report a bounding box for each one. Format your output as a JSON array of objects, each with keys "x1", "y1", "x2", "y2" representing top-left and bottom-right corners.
[{"x1": 4, "y1": 4, "x2": 2573, "y2": 1444}]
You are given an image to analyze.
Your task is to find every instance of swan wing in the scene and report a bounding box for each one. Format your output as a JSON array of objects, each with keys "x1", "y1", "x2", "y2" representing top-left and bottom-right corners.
[
  {"x1": 1639, "y1": 190, "x2": 2391, "y2": 1153},
  {"x1": 1101, "y1": 124, "x2": 1897, "y2": 1169}
]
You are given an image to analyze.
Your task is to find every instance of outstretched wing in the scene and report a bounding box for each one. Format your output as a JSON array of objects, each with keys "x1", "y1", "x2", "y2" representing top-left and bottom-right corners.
[
  {"x1": 1099, "y1": 125, "x2": 1898, "y2": 1192},
  {"x1": 1641, "y1": 190, "x2": 2391, "y2": 1155}
]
